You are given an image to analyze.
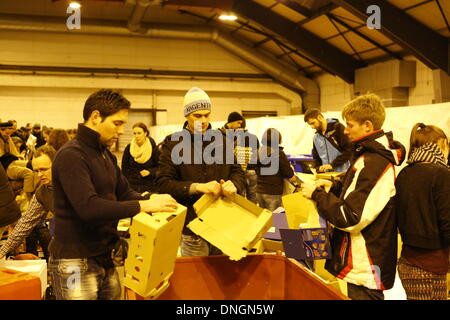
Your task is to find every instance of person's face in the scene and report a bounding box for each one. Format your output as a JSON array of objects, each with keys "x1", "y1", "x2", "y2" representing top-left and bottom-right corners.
[
  {"x1": 133, "y1": 127, "x2": 147, "y2": 145},
  {"x1": 0, "y1": 128, "x2": 11, "y2": 140},
  {"x1": 344, "y1": 118, "x2": 373, "y2": 142},
  {"x1": 186, "y1": 110, "x2": 210, "y2": 134},
  {"x1": 307, "y1": 116, "x2": 324, "y2": 132},
  {"x1": 227, "y1": 120, "x2": 243, "y2": 130},
  {"x1": 32, "y1": 154, "x2": 52, "y2": 186},
  {"x1": 92, "y1": 109, "x2": 128, "y2": 147}
]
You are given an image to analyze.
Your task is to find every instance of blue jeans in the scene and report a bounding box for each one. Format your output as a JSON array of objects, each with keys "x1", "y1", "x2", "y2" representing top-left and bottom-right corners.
[
  {"x1": 244, "y1": 170, "x2": 258, "y2": 204},
  {"x1": 256, "y1": 193, "x2": 282, "y2": 212},
  {"x1": 180, "y1": 234, "x2": 222, "y2": 257},
  {"x1": 48, "y1": 256, "x2": 121, "y2": 300}
]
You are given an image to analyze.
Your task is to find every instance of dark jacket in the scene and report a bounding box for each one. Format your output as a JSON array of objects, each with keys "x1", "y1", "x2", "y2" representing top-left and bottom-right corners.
[
  {"x1": 122, "y1": 137, "x2": 160, "y2": 193},
  {"x1": 0, "y1": 164, "x2": 21, "y2": 227},
  {"x1": 218, "y1": 126, "x2": 259, "y2": 171},
  {"x1": 312, "y1": 130, "x2": 405, "y2": 290},
  {"x1": 395, "y1": 163, "x2": 450, "y2": 249},
  {"x1": 156, "y1": 122, "x2": 245, "y2": 235},
  {"x1": 49, "y1": 124, "x2": 144, "y2": 259},
  {"x1": 312, "y1": 119, "x2": 352, "y2": 172},
  {"x1": 256, "y1": 146, "x2": 294, "y2": 195}
]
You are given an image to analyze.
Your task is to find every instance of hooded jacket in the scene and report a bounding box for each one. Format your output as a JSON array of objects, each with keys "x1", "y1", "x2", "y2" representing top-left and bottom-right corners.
[
  {"x1": 312, "y1": 130, "x2": 405, "y2": 290},
  {"x1": 156, "y1": 122, "x2": 245, "y2": 235}
]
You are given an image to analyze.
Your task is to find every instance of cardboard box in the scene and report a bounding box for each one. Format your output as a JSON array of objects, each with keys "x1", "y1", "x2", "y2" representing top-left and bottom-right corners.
[
  {"x1": 124, "y1": 205, "x2": 187, "y2": 299},
  {"x1": 0, "y1": 268, "x2": 41, "y2": 300},
  {"x1": 315, "y1": 172, "x2": 344, "y2": 181},
  {"x1": 251, "y1": 238, "x2": 284, "y2": 254},
  {"x1": 188, "y1": 194, "x2": 272, "y2": 261},
  {"x1": 280, "y1": 228, "x2": 331, "y2": 260},
  {"x1": 282, "y1": 192, "x2": 321, "y2": 229},
  {"x1": 263, "y1": 208, "x2": 288, "y2": 240},
  {"x1": 2, "y1": 259, "x2": 47, "y2": 298}
]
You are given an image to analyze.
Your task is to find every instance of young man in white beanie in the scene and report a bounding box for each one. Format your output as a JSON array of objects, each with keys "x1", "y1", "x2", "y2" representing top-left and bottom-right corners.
[{"x1": 156, "y1": 87, "x2": 245, "y2": 256}]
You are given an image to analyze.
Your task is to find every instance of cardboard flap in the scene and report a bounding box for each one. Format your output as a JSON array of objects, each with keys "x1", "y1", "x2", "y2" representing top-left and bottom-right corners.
[
  {"x1": 188, "y1": 194, "x2": 272, "y2": 261},
  {"x1": 282, "y1": 192, "x2": 321, "y2": 229}
]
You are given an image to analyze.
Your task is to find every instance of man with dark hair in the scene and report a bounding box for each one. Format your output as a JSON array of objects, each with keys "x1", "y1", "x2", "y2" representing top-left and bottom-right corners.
[
  {"x1": 219, "y1": 112, "x2": 259, "y2": 203},
  {"x1": 0, "y1": 145, "x2": 57, "y2": 260},
  {"x1": 48, "y1": 89, "x2": 179, "y2": 300},
  {"x1": 32, "y1": 123, "x2": 46, "y2": 149},
  {"x1": 304, "y1": 108, "x2": 352, "y2": 173}
]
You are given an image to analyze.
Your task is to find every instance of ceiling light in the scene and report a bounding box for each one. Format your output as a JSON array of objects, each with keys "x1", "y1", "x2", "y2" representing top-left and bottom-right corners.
[
  {"x1": 219, "y1": 14, "x2": 238, "y2": 21},
  {"x1": 69, "y1": 2, "x2": 81, "y2": 9}
]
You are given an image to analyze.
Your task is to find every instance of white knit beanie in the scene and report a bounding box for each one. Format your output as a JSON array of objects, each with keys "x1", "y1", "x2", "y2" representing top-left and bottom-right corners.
[{"x1": 183, "y1": 87, "x2": 211, "y2": 117}]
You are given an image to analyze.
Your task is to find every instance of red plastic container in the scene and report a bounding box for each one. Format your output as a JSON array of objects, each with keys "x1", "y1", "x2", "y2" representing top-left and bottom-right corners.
[{"x1": 126, "y1": 254, "x2": 348, "y2": 300}]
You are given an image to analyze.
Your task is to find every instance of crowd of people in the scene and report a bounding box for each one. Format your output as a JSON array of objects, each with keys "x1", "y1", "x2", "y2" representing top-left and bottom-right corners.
[{"x1": 0, "y1": 87, "x2": 448, "y2": 301}]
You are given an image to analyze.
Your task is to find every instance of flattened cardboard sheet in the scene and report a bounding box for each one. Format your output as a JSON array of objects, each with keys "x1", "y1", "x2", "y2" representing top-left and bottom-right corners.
[{"x1": 188, "y1": 194, "x2": 272, "y2": 261}]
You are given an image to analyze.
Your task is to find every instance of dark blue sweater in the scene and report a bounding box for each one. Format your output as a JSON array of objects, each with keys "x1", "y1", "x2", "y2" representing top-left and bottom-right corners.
[{"x1": 49, "y1": 124, "x2": 143, "y2": 259}]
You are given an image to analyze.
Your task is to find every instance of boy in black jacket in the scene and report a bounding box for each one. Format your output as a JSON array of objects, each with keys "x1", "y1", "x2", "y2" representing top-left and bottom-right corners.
[{"x1": 302, "y1": 94, "x2": 405, "y2": 300}]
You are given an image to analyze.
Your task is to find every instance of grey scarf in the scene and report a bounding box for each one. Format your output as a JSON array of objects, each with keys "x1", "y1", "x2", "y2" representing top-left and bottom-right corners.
[{"x1": 407, "y1": 143, "x2": 449, "y2": 168}]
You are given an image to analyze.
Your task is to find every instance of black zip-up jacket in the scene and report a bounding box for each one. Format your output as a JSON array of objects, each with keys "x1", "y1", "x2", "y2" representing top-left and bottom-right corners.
[
  {"x1": 312, "y1": 130, "x2": 405, "y2": 290},
  {"x1": 156, "y1": 122, "x2": 245, "y2": 235},
  {"x1": 312, "y1": 119, "x2": 352, "y2": 170},
  {"x1": 49, "y1": 124, "x2": 144, "y2": 259},
  {"x1": 395, "y1": 162, "x2": 450, "y2": 249}
]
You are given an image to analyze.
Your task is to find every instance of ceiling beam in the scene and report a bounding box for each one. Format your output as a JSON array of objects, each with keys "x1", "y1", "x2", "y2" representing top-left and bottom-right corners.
[
  {"x1": 331, "y1": 0, "x2": 450, "y2": 74},
  {"x1": 231, "y1": 0, "x2": 364, "y2": 83}
]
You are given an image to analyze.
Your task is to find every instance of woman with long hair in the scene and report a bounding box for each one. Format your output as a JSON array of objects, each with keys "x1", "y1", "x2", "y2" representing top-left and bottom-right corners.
[
  {"x1": 395, "y1": 123, "x2": 449, "y2": 300},
  {"x1": 121, "y1": 122, "x2": 160, "y2": 193}
]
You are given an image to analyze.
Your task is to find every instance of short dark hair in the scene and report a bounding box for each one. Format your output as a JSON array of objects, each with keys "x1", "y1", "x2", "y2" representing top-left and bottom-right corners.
[
  {"x1": 83, "y1": 89, "x2": 131, "y2": 121},
  {"x1": 34, "y1": 145, "x2": 57, "y2": 162},
  {"x1": 304, "y1": 108, "x2": 322, "y2": 123}
]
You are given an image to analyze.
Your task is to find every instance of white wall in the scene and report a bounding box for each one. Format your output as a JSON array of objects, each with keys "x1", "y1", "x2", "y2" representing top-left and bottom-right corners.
[
  {"x1": 315, "y1": 56, "x2": 442, "y2": 112},
  {"x1": 0, "y1": 30, "x2": 294, "y2": 128}
]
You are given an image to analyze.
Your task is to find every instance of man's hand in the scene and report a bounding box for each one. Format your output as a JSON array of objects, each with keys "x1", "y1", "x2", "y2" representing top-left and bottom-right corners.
[
  {"x1": 196, "y1": 181, "x2": 222, "y2": 197},
  {"x1": 139, "y1": 194, "x2": 178, "y2": 213},
  {"x1": 315, "y1": 179, "x2": 333, "y2": 192},
  {"x1": 220, "y1": 179, "x2": 237, "y2": 199},
  {"x1": 318, "y1": 164, "x2": 333, "y2": 172},
  {"x1": 140, "y1": 170, "x2": 150, "y2": 177},
  {"x1": 301, "y1": 181, "x2": 318, "y2": 199}
]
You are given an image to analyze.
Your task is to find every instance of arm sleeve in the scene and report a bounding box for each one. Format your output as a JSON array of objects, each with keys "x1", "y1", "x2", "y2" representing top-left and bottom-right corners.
[
  {"x1": 121, "y1": 145, "x2": 140, "y2": 181},
  {"x1": 155, "y1": 139, "x2": 194, "y2": 201},
  {"x1": 331, "y1": 123, "x2": 352, "y2": 169},
  {"x1": 312, "y1": 156, "x2": 395, "y2": 233},
  {"x1": 54, "y1": 148, "x2": 141, "y2": 221},
  {"x1": 0, "y1": 195, "x2": 47, "y2": 256},
  {"x1": 311, "y1": 142, "x2": 322, "y2": 168},
  {"x1": 435, "y1": 169, "x2": 450, "y2": 246},
  {"x1": 148, "y1": 137, "x2": 160, "y2": 180},
  {"x1": 279, "y1": 150, "x2": 294, "y2": 178}
]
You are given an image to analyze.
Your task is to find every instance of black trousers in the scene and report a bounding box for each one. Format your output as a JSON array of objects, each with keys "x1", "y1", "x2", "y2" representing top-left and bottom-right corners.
[
  {"x1": 347, "y1": 283, "x2": 384, "y2": 300},
  {"x1": 25, "y1": 223, "x2": 52, "y2": 261}
]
